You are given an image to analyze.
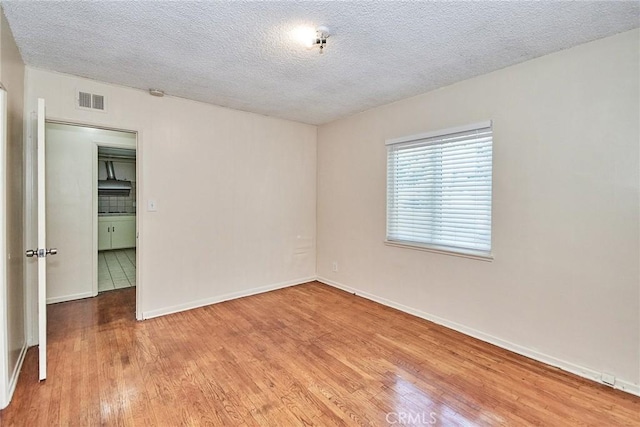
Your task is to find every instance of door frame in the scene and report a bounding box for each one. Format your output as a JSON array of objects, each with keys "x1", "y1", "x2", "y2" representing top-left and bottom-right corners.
[
  {"x1": 25, "y1": 116, "x2": 143, "y2": 345},
  {"x1": 0, "y1": 86, "x2": 8, "y2": 406}
]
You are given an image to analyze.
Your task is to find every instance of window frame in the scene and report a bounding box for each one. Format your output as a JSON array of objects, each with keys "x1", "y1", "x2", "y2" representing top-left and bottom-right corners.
[{"x1": 385, "y1": 121, "x2": 494, "y2": 261}]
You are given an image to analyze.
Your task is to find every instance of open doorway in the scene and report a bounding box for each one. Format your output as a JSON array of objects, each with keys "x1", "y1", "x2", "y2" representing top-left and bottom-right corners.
[
  {"x1": 43, "y1": 121, "x2": 137, "y2": 309},
  {"x1": 97, "y1": 147, "x2": 137, "y2": 293}
]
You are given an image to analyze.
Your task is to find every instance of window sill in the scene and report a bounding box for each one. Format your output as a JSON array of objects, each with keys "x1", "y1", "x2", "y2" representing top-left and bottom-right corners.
[{"x1": 384, "y1": 240, "x2": 494, "y2": 262}]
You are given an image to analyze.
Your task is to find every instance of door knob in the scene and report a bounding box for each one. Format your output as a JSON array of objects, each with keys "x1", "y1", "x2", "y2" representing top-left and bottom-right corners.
[{"x1": 25, "y1": 248, "x2": 58, "y2": 258}]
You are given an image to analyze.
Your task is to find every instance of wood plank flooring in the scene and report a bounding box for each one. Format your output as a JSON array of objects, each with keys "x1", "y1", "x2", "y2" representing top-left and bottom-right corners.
[{"x1": 1, "y1": 281, "x2": 638, "y2": 426}]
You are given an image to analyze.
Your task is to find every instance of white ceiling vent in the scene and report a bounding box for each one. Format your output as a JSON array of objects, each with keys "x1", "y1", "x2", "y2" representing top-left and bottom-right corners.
[{"x1": 76, "y1": 90, "x2": 106, "y2": 112}]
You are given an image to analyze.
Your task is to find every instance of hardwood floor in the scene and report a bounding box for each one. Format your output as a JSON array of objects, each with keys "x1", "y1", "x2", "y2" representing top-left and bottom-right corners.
[{"x1": 1, "y1": 281, "x2": 638, "y2": 426}]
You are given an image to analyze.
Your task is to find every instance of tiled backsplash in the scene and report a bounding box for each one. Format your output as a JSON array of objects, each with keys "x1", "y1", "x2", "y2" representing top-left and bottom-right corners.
[{"x1": 98, "y1": 182, "x2": 136, "y2": 214}]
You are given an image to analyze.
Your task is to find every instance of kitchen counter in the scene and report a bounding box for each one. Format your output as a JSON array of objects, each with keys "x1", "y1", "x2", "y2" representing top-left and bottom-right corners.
[{"x1": 98, "y1": 212, "x2": 136, "y2": 217}]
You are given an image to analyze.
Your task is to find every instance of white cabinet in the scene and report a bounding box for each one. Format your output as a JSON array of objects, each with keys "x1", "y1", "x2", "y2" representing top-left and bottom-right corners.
[
  {"x1": 98, "y1": 220, "x2": 111, "y2": 251},
  {"x1": 98, "y1": 216, "x2": 136, "y2": 250}
]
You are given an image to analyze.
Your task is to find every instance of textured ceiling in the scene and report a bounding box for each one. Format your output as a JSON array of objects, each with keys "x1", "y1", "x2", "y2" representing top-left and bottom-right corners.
[{"x1": 2, "y1": 1, "x2": 639, "y2": 125}]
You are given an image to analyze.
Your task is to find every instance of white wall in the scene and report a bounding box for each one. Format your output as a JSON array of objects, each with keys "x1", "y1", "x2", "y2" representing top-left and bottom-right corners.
[
  {"x1": 24, "y1": 67, "x2": 317, "y2": 330},
  {"x1": 45, "y1": 124, "x2": 96, "y2": 303},
  {"x1": 317, "y1": 29, "x2": 640, "y2": 393},
  {"x1": 0, "y1": 6, "x2": 25, "y2": 409}
]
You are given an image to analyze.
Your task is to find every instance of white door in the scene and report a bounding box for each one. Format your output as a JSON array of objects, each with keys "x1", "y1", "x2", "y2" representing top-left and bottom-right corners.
[{"x1": 26, "y1": 98, "x2": 56, "y2": 381}]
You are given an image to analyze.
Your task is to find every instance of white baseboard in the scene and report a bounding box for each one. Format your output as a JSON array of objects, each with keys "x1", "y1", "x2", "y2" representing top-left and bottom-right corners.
[
  {"x1": 316, "y1": 276, "x2": 640, "y2": 398},
  {"x1": 142, "y1": 276, "x2": 317, "y2": 320},
  {"x1": 1, "y1": 341, "x2": 27, "y2": 410},
  {"x1": 46, "y1": 291, "x2": 95, "y2": 305}
]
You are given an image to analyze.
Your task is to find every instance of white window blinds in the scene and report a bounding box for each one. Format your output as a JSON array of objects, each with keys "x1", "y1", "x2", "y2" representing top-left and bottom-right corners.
[{"x1": 386, "y1": 122, "x2": 493, "y2": 255}]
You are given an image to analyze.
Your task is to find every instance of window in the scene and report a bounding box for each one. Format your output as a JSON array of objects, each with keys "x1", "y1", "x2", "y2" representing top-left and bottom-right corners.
[{"x1": 386, "y1": 121, "x2": 493, "y2": 258}]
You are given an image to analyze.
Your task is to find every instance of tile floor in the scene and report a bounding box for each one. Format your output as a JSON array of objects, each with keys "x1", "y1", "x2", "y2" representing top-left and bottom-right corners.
[{"x1": 98, "y1": 249, "x2": 136, "y2": 292}]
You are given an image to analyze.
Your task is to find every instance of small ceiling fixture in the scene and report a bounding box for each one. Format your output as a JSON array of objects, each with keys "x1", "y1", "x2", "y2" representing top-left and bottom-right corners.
[
  {"x1": 311, "y1": 26, "x2": 330, "y2": 54},
  {"x1": 149, "y1": 88, "x2": 164, "y2": 97},
  {"x1": 294, "y1": 25, "x2": 331, "y2": 54}
]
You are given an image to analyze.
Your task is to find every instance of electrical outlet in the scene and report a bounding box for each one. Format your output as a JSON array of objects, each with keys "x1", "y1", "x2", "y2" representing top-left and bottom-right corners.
[{"x1": 332, "y1": 262, "x2": 338, "y2": 272}]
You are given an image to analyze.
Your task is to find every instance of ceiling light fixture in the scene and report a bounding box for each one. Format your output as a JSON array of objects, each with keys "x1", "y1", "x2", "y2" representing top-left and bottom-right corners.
[
  {"x1": 311, "y1": 26, "x2": 330, "y2": 54},
  {"x1": 149, "y1": 88, "x2": 164, "y2": 97},
  {"x1": 294, "y1": 25, "x2": 331, "y2": 54}
]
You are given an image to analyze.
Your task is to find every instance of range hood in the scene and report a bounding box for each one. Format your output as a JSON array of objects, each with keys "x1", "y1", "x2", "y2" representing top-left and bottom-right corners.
[{"x1": 98, "y1": 161, "x2": 132, "y2": 196}]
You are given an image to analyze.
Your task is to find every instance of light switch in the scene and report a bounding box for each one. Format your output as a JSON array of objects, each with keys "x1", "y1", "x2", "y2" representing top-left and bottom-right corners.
[{"x1": 147, "y1": 199, "x2": 157, "y2": 212}]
